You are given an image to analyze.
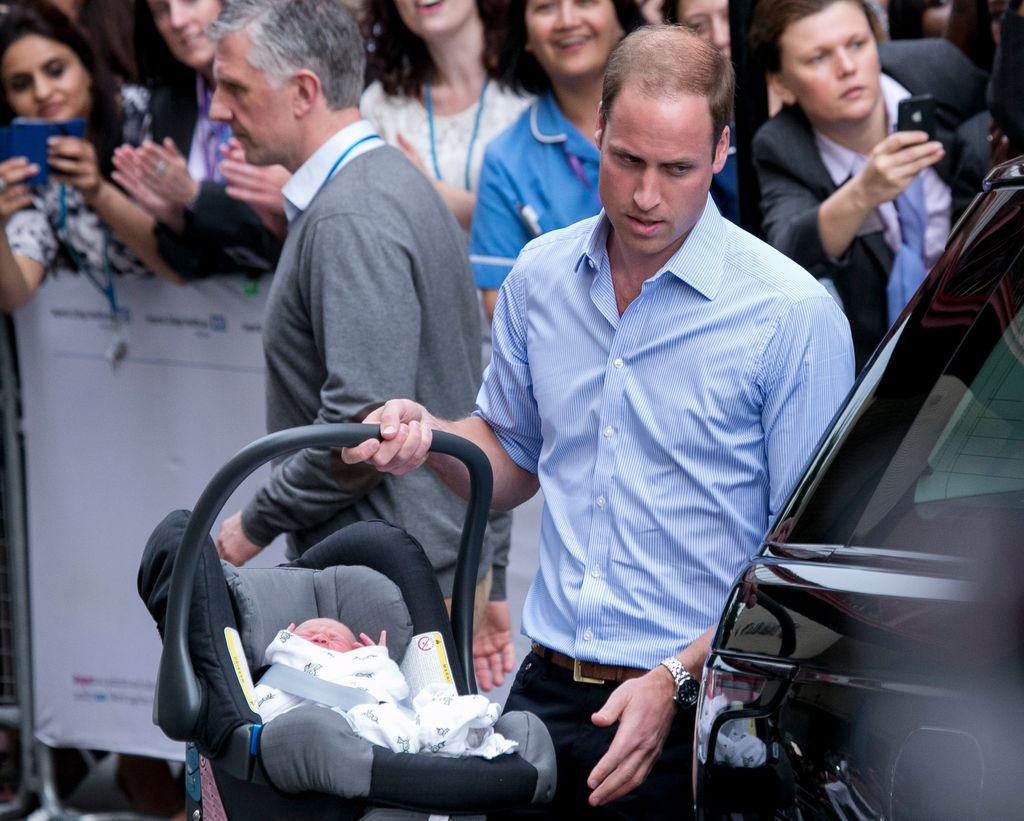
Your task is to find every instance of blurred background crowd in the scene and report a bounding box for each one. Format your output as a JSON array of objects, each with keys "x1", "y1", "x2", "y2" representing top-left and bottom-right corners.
[
  {"x1": 1, "y1": 0, "x2": 1018, "y2": 352},
  {"x1": 0, "y1": 0, "x2": 1019, "y2": 815}
]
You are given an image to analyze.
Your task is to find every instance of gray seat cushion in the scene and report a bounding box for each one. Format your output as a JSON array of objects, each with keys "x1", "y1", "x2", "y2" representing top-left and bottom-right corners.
[{"x1": 223, "y1": 563, "x2": 413, "y2": 668}]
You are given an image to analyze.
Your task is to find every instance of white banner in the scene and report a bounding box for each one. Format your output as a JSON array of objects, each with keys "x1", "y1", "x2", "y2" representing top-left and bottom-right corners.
[{"x1": 16, "y1": 272, "x2": 286, "y2": 759}]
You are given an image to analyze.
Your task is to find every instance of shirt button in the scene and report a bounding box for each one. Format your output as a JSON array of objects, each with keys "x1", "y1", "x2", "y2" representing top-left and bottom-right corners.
[
  {"x1": 603, "y1": 425, "x2": 614, "y2": 438},
  {"x1": 613, "y1": 358, "x2": 624, "y2": 369},
  {"x1": 596, "y1": 495, "x2": 606, "y2": 508},
  {"x1": 591, "y1": 567, "x2": 601, "y2": 578},
  {"x1": 584, "y1": 629, "x2": 594, "y2": 641}
]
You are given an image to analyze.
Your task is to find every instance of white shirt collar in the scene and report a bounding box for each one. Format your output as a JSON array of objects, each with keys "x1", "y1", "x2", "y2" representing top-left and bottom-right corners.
[{"x1": 282, "y1": 119, "x2": 384, "y2": 223}]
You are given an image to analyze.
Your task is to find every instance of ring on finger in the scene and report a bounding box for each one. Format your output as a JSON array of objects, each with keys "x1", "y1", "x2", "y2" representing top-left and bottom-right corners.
[
  {"x1": 155, "y1": 159, "x2": 168, "y2": 176},
  {"x1": 0, "y1": 177, "x2": 7, "y2": 194}
]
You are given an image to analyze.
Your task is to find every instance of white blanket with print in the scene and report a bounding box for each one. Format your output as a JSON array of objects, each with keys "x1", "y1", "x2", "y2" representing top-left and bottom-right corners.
[{"x1": 253, "y1": 630, "x2": 516, "y2": 759}]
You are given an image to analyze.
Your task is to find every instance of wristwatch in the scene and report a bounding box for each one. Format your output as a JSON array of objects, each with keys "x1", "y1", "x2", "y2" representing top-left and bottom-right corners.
[{"x1": 660, "y1": 656, "x2": 700, "y2": 708}]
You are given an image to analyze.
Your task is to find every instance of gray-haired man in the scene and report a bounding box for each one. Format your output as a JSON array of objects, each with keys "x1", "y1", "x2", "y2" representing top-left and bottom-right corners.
[{"x1": 208, "y1": 0, "x2": 505, "y2": 619}]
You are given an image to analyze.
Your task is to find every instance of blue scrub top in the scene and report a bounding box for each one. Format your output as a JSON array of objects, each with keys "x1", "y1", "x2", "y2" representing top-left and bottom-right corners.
[{"x1": 470, "y1": 90, "x2": 601, "y2": 290}]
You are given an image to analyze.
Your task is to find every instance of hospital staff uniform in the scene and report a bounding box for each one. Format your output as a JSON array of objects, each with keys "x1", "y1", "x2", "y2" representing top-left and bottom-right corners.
[{"x1": 469, "y1": 91, "x2": 601, "y2": 291}]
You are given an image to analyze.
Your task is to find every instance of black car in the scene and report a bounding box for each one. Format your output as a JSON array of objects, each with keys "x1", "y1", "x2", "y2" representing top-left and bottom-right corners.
[{"x1": 695, "y1": 159, "x2": 1024, "y2": 820}]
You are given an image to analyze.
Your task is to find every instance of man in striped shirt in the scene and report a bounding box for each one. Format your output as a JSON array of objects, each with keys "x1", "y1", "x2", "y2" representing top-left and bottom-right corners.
[{"x1": 343, "y1": 25, "x2": 854, "y2": 818}]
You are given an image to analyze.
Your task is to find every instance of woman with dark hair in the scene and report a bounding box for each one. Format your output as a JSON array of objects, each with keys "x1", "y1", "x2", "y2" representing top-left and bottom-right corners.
[
  {"x1": 748, "y1": 0, "x2": 987, "y2": 368},
  {"x1": 0, "y1": 0, "x2": 181, "y2": 313},
  {"x1": 469, "y1": 0, "x2": 641, "y2": 317},
  {"x1": 111, "y1": 0, "x2": 283, "y2": 280},
  {"x1": 359, "y1": 0, "x2": 531, "y2": 230}
]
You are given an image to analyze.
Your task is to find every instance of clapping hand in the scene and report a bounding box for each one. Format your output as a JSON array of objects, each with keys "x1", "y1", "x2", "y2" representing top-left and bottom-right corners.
[
  {"x1": 220, "y1": 138, "x2": 290, "y2": 241},
  {"x1": 112, "y1": 143, "x2": 184, "y2": 231}
]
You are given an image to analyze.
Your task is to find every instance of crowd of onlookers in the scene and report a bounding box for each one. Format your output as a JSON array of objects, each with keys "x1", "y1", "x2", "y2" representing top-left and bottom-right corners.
[
  {"x1": 0, "y1": 0, "x2": 1018, "y2": 360},
  {"x1": 0, "y1": 0, "x2": 1020, "y2": 815}
]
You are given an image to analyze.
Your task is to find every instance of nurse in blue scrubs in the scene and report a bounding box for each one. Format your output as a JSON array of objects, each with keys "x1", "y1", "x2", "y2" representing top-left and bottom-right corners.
[{"x1": 470, "y1": 0, "x2": 642, "y2": 318}]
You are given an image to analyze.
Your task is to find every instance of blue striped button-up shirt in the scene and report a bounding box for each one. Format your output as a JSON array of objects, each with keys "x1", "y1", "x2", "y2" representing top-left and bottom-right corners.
[{"x1": 476, "y1": 197, "x2": 854, "y2": 669}]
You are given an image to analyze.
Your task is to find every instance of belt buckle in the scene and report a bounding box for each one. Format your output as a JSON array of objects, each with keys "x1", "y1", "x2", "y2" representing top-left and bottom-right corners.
[{"x1": 573, "y1": 658, "x2": 606, "y2": 685}]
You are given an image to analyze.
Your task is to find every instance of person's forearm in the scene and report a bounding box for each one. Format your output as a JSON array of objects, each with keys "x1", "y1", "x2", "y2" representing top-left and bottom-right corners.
[
  {"x1": 88, "y1": 182, "x2": 186, "y2": 284},
  {"x1": 816, "y1": 176, "x2": 876, "y2": 260},
  {"x1": 677, "y1": 625, "x2": 715, "y2": 679},
  {"x1": 0, "y1": 237, "x2": 44, "y2": 312},
  {"x1": 426, "y1": 415, "x2": 539, "y2": 511},
  {"x1": 481, "y1": 288, "x2": 498, "y2": 321},
  {"x1": 432, "y1": 181, "x2": 475, "y2": 231}
]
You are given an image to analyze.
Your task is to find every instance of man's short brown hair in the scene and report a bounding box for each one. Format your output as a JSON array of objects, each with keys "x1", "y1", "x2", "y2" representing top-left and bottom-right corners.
[{"x1": 601, "y1": 24, "x2": 735, "y2": 151}]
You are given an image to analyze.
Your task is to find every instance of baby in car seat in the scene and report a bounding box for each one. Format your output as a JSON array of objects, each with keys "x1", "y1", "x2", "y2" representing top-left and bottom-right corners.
[{"x1": 253, "y1": 617, "x2": 517, "y2": 759}]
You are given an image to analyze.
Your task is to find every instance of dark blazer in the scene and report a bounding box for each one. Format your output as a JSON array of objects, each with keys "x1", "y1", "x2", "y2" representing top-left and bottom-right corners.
[
  {"x1": 149, "y1": 81, "x2": 282, "y2": 280},
  {"x1": 990, "y1": 11, "x2": 1024, "y2": 150},
  {"x1": 752, "y1": 39, "x2": 988, "y2": 369}
]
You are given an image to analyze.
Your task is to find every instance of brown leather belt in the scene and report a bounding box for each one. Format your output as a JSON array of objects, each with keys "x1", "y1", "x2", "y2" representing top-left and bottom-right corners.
[{"x1": 531, "y1": 642, "x2": 647, "y2": 685}]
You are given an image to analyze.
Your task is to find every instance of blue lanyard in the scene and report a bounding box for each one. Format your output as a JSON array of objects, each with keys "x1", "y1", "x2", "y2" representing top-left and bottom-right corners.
[
  {"x1": 320, "y1": 134, "x2": 383, "y2": 191},
  {"x1": 57, "y1": 184, "x2": 119, "y2": 316},
  {"x1": 424, "y1": 77, "x2": 489, "y2": 191}
]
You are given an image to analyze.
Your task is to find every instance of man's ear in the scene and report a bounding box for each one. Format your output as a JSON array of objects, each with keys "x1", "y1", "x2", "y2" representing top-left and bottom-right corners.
[
  {"x1": 595, "y1": 104, "x2": 607, "y2": 147},
  {"x1": 767, "y1": 72, "x2": 796, "y2": 107},
  {"x1": 712, "y1": 124, "x2": 730, "y2": 173},
  {"x1": 291, "y1": 69, "x2": 322, "y2": 117}
]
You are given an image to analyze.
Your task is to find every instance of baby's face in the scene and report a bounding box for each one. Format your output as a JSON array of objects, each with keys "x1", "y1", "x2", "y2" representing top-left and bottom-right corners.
[{"x1": 292, "y1": 618, "x2": 357, "y2": 652}]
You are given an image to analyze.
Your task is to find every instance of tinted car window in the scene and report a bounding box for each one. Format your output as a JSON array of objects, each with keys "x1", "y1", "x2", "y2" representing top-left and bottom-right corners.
[{"x1": 787, "y1": 190, "x2": 1024, "y2": 554}]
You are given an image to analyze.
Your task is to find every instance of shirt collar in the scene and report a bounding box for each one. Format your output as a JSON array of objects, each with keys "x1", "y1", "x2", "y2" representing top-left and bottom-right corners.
[
  {"x1": 575, "y1": 195, "x2": 726, "y2": 300},
  {"x1": 530, "y1": 90, "x2": 600, "y2": 160},
  {"x1": 283, "y1": 119, "x2": 383, "y2": 222},
  {"x1": 814, "y1": 73, "x2": 911, "y2": 187}
]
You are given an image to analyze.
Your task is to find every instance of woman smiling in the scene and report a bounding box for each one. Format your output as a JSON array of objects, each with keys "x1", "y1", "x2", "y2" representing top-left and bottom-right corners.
[
  {"x1": 360, "y1": 0, "x2": 530, "y2": 230},
  {"x1": 469, "y1": 0, "x2": 641, "y2": 317}
]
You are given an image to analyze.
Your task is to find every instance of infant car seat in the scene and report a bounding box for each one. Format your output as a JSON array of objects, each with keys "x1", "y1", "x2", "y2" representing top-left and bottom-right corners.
[{"x1": 138, "y1": 424, "x2": 556, "y2": 820}]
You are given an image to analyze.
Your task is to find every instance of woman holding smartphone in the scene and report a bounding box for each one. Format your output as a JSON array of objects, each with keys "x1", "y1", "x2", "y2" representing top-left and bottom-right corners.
[
  {"x1": 0, "y1": 0, "x2": 181, "y2": 313},
  {"x1": 749, "y1": 0, "x2": 988, "y2": 368}
]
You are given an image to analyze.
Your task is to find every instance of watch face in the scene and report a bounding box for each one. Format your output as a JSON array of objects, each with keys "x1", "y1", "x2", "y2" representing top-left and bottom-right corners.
[{"x1": 677, "y1": 676, "x2": 700, "y2": 707}]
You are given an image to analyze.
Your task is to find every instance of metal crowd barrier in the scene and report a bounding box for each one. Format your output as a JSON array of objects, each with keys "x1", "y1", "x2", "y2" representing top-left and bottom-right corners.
[{"x1": 0, "y1": 317, "x2": 34, "y2": 819}]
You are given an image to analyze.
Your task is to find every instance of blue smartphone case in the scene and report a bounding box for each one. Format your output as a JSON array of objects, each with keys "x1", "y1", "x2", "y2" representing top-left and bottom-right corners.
[{"x1": 5, "y1": 118, "x2": 87, "y2": 185}]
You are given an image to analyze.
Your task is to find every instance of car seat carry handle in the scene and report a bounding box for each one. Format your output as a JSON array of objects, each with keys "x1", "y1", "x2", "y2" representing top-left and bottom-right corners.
[{"x1": 156, "y1": 423, "x2": 493, "y2": 743}]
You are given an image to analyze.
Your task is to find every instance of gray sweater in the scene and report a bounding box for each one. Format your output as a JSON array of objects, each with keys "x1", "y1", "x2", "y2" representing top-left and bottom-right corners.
[{"x1": 241, "y1": 145, "x2": 493, "y2": 595}]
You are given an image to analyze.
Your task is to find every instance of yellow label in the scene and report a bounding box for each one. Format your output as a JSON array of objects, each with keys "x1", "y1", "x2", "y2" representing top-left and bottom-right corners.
[
  {"x1": 432, "y1": 632, "x2": 453, "y2": 685},
  {"x1": 415, "y1": 631, "x2": 453, "y2": 684},
  {"x1": 224, "y1": 627, "x2": 259, "y2": 712}
]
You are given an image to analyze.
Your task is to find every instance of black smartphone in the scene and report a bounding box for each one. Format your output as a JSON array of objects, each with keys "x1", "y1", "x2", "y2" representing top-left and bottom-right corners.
[{"x1": 896, "y1": 94, "x2": 937, "y2": 141}]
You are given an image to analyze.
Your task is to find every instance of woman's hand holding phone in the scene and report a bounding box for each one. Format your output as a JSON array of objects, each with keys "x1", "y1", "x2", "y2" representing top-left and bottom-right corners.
[
  {"x1": 852, "y1": 130, "x2": 944, "y2": 211},
  {"x1": 46, "y1": 135, "x2": 103, "y2": 203},
  {"x1": 0, "y1": 157, "x2": 40, "y2": 225}
]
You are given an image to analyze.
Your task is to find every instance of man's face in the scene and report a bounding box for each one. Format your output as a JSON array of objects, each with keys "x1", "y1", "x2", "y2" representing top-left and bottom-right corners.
[
  {"x1": 596, "y1": 85, "x2": 728, "y2": 271},
  {"x1": 210, "y1": 30, "x2": 294, "y2": 167}
]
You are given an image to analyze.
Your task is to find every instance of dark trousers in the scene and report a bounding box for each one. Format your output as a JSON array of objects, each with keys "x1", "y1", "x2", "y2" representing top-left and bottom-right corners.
[{"x1": 494, "y1": 651, "x2": 696, "y2": 820}]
